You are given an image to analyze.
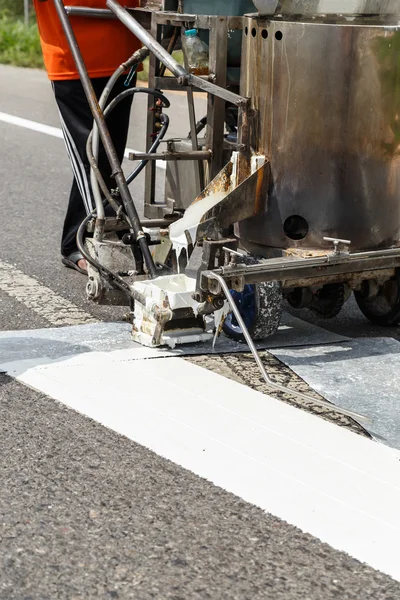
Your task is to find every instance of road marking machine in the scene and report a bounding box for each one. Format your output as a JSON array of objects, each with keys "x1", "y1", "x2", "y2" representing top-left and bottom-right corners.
[{"x1": 52, "y1": 0, "x2": 400, "y2": 418}]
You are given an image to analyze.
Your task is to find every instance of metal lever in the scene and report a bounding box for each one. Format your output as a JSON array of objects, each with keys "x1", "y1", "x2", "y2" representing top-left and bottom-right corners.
[
  {"x1": 324, "y1": 237, "x2": 351, "y2": 256},
  {"x1": 208, "y1": 272, "x2": 368, "y2": 424}
]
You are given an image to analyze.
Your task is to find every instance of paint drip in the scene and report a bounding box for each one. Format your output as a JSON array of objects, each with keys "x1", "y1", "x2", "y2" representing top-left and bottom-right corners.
[{"x1": 169, "y1": 191, "x2": 228, "y2": 270}]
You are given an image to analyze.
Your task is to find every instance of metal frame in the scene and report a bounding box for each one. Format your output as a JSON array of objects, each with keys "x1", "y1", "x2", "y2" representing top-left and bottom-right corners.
[
  {"x1": 58, "y1": 0, "x2": 250, "y2": 271},
  {"x1": 63, "y1": 4, "x2": 248, "y2": 222},
  {"x1": 143, "y1": 11, "x2": 246, "y2": 217},
  {"x1": 201, "y1": 248, "x2": 400, "y2": 295},
  {"x1": 51, "y1": 1, "x2": 400, "y2": 417},
  {"x1": 58, "y1": 1, "x2": 400, "y2": 293}
]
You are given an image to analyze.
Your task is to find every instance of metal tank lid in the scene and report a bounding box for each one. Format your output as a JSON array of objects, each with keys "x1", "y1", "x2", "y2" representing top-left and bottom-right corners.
[{"x1": 252, "y1": 0, "x2": 400, "y2": 16}]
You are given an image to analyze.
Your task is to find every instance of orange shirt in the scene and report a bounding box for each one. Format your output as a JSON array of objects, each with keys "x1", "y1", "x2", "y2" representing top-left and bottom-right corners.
[{"x1": 33, "y1": 0, "x2": 141, "y2": 81}]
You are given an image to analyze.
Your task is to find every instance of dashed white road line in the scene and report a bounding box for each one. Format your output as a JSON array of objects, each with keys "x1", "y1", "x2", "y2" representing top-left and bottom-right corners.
[
  {"x1": 0, "y1": 111, "x2": 64, "y2": 139},
  {"x1": 0, "y1": 110, "x2": 166, "y2": 169},
  {"x1": 0, "y1": 259, "x2": 95, "y2": 326}
]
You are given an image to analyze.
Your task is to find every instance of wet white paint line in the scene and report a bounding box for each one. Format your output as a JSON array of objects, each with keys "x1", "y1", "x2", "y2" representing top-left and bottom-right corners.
[
  {"x1": 0, "y1": 111, "x2": 166, "y2": 169},
  {"x1": 5, "y1": 348, "x2": 400, "y2": 582},
  {"x1": 0, "y1": 259, "x2": 95, "y2": 326}
]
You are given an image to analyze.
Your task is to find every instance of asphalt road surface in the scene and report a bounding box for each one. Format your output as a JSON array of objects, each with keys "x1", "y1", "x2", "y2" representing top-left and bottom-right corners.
[{"x1": 1, "y1": 64, "x2": 400, "y2": 600}]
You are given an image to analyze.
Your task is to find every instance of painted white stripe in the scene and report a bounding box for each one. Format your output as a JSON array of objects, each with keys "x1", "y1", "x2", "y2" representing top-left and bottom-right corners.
[
  {"x1": 5, "y1": 346, "x2": 400, "y2": 582},
  {"x1": 0, "y1": 259, "x2": 95, "y2": 326},
  {"x1": 0, "y1": 111, "x2": 166, "y2": 169},
  {"x1": 0, "y1": 110, "x2": 64, "y2": 139}
]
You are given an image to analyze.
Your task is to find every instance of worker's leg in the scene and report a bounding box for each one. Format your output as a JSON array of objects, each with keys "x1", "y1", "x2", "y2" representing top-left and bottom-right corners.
[{"x1": 52, "y1": 76, "x2": 134, "y2": 259}]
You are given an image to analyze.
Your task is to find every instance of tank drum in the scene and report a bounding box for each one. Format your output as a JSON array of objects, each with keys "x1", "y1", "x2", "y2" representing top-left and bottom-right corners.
[{"x1": 237, "y1": 17, "x2": 400, "y2": 251}]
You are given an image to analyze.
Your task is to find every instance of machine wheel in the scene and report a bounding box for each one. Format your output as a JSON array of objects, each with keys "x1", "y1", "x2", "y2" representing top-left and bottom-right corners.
[
  {"x1": 309, "y1": 283, "x2": 345, "y2": 319},
  {"x1": 354, "y1": 274, "x2": 400, "y2": 326},
  {"x1": 222, "y1": 281, "x2": 283, "y2": 341}
]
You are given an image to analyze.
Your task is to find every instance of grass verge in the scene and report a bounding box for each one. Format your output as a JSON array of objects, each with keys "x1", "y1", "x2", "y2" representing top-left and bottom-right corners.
[
  {"x1": 0, "y1": 15, "x2": 43, "y2": 68},
  {"x1": 0, "y1": 15, "x2": 183, "y2": 82}
]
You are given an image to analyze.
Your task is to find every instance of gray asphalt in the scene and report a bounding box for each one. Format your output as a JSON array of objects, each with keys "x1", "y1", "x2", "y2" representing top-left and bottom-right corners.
[{"x1": 0, "y1": 64, "x2": 399, "y2": 599}]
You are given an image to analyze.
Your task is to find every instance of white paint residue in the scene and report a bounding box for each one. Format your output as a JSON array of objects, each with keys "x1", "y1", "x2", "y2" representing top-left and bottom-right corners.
[
  {"x1": 230, "y1": 151, "x2": 239, "y2": 189},
  {"x1": 212, "y1": 301, "x2": 231, "y2": 348},
  {"x1": 133, "y1": 274, "x2": 198, "y2": 312},
  {"x1": 169, "y1": 152, "x2": 266, "y2": 269},
  {"x1": 131, "y1": 274, "x2": 213, "y2": 348},
  {"x1": 251, "y1": 154, "x2": 266, "y2": 173},
  {"x1": 169, "y1": 191, "x2": 228, "y2": 269},
  {"x1": 0, "y1": 259, "x2": 95, "y2": 326},
  {"x1": 169, "y1": 152, "x2": 243, "y2": 268}
]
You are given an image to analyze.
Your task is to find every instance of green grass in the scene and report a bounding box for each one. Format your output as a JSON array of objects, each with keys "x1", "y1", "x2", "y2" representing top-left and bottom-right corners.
[
  {"x1": 0, "y1": 13, "x2": 183, "y2": 79},
  {"x1": 0, "y1": 0, "x2": 25, "y2": 18},
  {"x1": 0, "y1": 15, "x2": 43, "y2": 69}
]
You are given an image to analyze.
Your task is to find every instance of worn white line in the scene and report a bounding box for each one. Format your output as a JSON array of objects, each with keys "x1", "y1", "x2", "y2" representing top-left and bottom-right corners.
[
  {"x1": 0, "y1": 110, "x2": 64, "y2": 139},
  {"x1": 0, "y1": 259, "x2": 95, "y2": 326},
  {"x1": 0, "y1": 111, "x2": 166, "y2": 169},
  {"x1": 4, "y1": 344, "x2": 400, "y2": 582}
]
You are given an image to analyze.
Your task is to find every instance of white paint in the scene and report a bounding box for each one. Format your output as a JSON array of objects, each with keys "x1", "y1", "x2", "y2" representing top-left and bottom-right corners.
[
  {"x1": 135, "y1": 273, "x2": 198, "y2": 311},
  {"x1": 0, "y1": 110, "x2": 64, "y2": 139},
  {"x1": 132, "y1": 274, "x2": 213, "y2": 348},
  {"x1": 169, "y1": 191, "x2": 227, "y2": 266},
  {"x1": 0, "y1": 111, "x2": 166, "y2": 169},
  {"x1": 169, "y1": 151, "x2": 241, "y2": 266},
  {"x1": 7, "y1": 347, "x2": 400, "y2": 582},
  {"x1": 169, "y1": 152, "x2": 267, "y2": 266},
  {"x1": 212, "y1": 300, "x2": 230, "y2": 347},
  {"x1": 0, "y1": 259, "x2": 95, "y2": 326}
]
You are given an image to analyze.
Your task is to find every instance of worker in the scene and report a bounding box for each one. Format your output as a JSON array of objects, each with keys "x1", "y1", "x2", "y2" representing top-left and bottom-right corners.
[{"x1": 33, "y1": 0, "x2": 141, "y2": 273}]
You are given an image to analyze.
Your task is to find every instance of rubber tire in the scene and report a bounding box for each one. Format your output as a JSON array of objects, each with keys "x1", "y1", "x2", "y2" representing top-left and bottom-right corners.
[
  {"x1": 223, "y1": 281, "x2": 283, "y2": 342},
  {"x1": 309, "y1": 283, "x2": 345, "y2": 319},
  {"x1": 354, "y1": 275, "x2": 400, "y2": 326}
]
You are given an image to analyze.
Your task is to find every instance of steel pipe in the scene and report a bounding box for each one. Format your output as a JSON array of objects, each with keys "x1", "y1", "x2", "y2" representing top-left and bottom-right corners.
[
  {"x1": 208, "y1": 272, "x2": 368, "y2": 424},
  {"x1": 187, "y1": 74, "x2": 249, "y2": 108},
  {"x1": 218, "y1": 248, "x2": 400, "y2": 277},
  {"x1": 106, "y1": 0, "x2": 249, "y2": 108},
  {"x1": 128, "y1": 151, "x2": 212, "y2": 162},
  {"x1": 106, "y1": 0, "x2": 187, "y2": 79},
  {"x1": 65, "y1": 7, "x2": 116, "y2": 18},
  {"x1": 142, "y1": 218, "x2": 181, "y2": 228}
]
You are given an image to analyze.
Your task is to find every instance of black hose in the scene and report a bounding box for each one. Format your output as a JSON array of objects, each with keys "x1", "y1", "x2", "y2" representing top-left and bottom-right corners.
[
  {"x1": 188, "y1": 115, "x2": 207, "y2": 139},
  {"x1": 127, "y1": 113, "x2": 169, "y2": 184},
  {"x1": 104, "y1": 87, "x2": 170, "y2": 112},
  {"x1": 86, "y1": 87, "x2": 170, "y2": 208},
  {"x1": 103, "y1": 88, "x2": 170, "y2": 185}
]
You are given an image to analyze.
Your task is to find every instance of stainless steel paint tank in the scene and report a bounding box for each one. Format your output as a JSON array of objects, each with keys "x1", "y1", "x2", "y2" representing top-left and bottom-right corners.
[{"x1": 237, "y1": 17, "x2": 400, "y2": 252}]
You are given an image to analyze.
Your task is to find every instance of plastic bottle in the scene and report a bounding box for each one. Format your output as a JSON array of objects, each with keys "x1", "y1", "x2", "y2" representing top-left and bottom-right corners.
[{"x1": 183, "y1": 29, "x2": 209, "y2": 76}]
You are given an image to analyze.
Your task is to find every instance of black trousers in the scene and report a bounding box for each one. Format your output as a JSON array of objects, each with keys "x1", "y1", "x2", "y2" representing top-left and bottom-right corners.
[{"x1": 53, "y1": 76, "x2": 133, "y2": 257}]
